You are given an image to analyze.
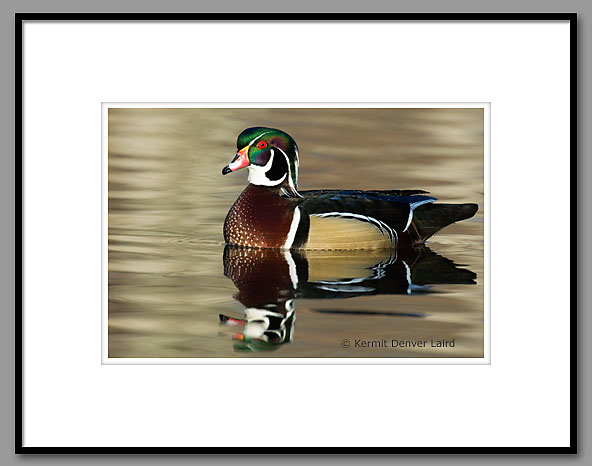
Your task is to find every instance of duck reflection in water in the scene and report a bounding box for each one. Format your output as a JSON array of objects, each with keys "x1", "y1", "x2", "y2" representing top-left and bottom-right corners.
[{"x1": 220, "y1": 245, "x2": 476, "y2": 352}]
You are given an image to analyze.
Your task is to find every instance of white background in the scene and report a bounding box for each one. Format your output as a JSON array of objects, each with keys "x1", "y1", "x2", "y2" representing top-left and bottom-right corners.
[{"x1": 23, "y1": 21, "x2": 570, "y2": 447}]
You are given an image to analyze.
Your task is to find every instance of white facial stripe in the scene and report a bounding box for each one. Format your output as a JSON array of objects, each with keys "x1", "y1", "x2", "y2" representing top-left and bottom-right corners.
[
  {"x1": 248, "y1": 131, "x2": 270, "y2": 147},
  {"x1": 294, "y1": 147, "x2": 299, "y2": 178},
  {"x1": 275, "y1": 146, "x2": 302, "y2": 197},
  {"x1": 245, "y1": 138, "x2": 301, "y2": 195},
  {"x1": 248, "y1": 168, "x2": 287, "y2": 186},
  {"x1": 275, "y1": 146, "x2": 296, "y2": 189},
  {"x1": 282, "y1": 207, "x2": 301, "y2": 250},
  {"x1": 247, "y1": 149, "x2": 287, "y2": 186}
]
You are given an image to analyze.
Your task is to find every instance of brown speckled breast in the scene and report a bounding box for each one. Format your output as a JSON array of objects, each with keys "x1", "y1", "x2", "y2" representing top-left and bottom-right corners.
[{"x1": 224, "y1": 184, "x2": 295, "y2": 248}]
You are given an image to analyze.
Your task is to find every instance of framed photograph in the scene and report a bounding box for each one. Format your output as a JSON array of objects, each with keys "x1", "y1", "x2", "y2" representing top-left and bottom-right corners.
[
  {"x1": 104, "y1": 103, "x2": 488, "y2": 362},
  {"x1": 17, "y1": 14, "x2": 576, "y2": 452}
]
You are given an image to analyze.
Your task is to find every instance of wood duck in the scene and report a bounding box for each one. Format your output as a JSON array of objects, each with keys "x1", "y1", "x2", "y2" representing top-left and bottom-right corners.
[{"x1": 222, "y1": 127, "x2": 478, "y2": 249}]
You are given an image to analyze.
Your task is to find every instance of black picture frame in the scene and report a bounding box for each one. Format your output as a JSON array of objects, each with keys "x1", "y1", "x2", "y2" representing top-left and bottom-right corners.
[{"x1": 15, "y1": 12, "x2": 577, "y2": 454}]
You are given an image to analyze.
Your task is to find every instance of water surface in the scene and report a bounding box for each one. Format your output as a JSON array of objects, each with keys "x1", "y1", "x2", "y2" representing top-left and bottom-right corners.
[{"x1": 108, "y1": 108, "x2": 484, "y2": 358}]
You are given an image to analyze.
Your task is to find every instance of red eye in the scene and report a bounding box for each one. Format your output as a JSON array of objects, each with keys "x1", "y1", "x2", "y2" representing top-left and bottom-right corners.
[{"x1": 256, "y1": 140, "x2": 268, "y2": 150}]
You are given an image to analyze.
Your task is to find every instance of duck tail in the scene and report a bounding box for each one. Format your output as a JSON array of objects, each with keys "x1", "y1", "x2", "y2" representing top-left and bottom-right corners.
[{"x1": 411, "y1": 203, "x2": 478, "y2": 241}]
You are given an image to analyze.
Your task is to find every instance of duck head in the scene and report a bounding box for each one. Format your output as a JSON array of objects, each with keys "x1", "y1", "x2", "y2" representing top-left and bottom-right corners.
[{"x1": 222, "y1": 127, "x2": 301, "y2": 197}]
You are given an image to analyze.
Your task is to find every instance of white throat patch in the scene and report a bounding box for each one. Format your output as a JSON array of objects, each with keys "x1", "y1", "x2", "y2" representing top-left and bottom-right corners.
[{"x1": 247, "y1": 149, "x2": 287, "y2": 186}]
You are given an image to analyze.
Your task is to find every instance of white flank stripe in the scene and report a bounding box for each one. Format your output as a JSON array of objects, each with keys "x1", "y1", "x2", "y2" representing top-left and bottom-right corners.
[
  {"x1": 317, "y1": 285, "x2": 375, "y2": 293},
  {"x1": 404, "y1": 198, "x2": 436, "y2": 232},
  {"x1": 403, "y1": 260, "x2": 412, "y2": 294},
  {"x1": 403, "y1": 210, "x2": 414, "y2": 232},
  {"x1": 410, "y1": 198, "x2": 436, "y2": 210},
  {"x1": 282, "y1": 207, "x2": 301, "y2": 249},
  {"x1": 283, "y1": 249, "x2": 299, "y2": 289}
]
